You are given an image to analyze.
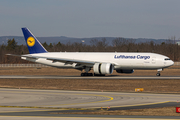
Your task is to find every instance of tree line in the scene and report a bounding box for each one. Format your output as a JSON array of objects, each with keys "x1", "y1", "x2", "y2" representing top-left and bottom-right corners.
[{"x1": 0, "y1": 37, "x2": 179, "y2": 64}]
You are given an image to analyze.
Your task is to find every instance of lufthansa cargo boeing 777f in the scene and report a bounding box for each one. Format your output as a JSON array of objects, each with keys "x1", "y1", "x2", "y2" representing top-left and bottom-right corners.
[{"x1": 8, "y1": 28, "x2": 174, "y2": 76}]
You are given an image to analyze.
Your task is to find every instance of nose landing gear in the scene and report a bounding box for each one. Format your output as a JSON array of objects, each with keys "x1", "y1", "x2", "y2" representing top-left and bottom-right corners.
[
  {"x1": 156, "y1": 73, "x2": 160, "y2": 76},
  {"x1": 156, "y1": 69, "x2": 163, "y2": 76}
]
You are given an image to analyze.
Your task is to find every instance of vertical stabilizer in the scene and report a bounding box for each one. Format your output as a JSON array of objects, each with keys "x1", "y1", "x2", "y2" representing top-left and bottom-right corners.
[{"x1": 22, "y1": 28, "x2": 48, "y2": 54}]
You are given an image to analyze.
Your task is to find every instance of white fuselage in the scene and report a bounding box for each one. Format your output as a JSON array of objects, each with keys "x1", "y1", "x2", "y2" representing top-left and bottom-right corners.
[{"x1": 22, "y1": 52, "x2": 174, "y2": 70}]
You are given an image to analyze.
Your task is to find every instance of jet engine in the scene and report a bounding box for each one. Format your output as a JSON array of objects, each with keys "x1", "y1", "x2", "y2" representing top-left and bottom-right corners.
[
  {"x1": 93, "y1": 63, "x2": 114, "y2": 74},
  {"x1": 116, "y1": 69, "x2": 134, "y2": 74}
]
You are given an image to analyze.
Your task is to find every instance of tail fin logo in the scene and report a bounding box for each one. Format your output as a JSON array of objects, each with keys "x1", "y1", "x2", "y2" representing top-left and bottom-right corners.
[{"x1": 27, "y1": 37, "x2": 35, "y2": 47}]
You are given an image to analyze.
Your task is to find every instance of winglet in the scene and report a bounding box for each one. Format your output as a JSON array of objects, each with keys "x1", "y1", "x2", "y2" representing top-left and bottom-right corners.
[{"x1": 22, "y1": 28, "x2": 48, "y2": 54}]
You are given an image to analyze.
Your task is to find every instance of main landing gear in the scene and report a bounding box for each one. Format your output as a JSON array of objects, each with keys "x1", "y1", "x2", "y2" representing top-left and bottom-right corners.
[
  {"x1": 81, "y1": 67, "x2": 93, "y2": 76},
  {"x1": 156, "y1": 69, "x2": 162, "y2": 76},
  {"x1": 81, "y1": 73, "x2": 93, "y2": 76},
  {"x1": 81, "y1": 73, "x2": 105, "y2": 76},
  {"x1": 80, "y1": 67, "x2": 105, "y2": 76}
]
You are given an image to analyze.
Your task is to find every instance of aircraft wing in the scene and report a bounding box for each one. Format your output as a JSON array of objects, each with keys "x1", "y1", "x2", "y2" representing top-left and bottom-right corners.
[
  {"x1": 6, "y1": 54, "x2": 97, "y2": 66},
  {"x1": 46, "y1": 57, "x2": 95, "y2": 65}
]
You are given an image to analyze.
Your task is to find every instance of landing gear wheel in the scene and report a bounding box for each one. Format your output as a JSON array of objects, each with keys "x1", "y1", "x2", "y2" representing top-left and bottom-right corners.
[
  {"x1": 156, "y1": 73, "x2": 160, "y2": 76},
  {"x1": 89, "y1": 73, "x2": 93, "y2": 76},
  {"x1": 156, "y1": 69, "x2": 162, "y2": 76},
  {"x1": 81, "y1": 73, "x2": 93, "y2": 76},
  {"x1": 81, "y1": 73, "x2": 84, "y2": 76}
]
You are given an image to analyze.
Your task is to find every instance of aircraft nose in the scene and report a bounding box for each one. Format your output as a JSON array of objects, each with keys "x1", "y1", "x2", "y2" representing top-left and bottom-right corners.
[
  {"x1": 170, "y1": 60, "x2": 174, "y2": 66},
  {"x1": 164, "y1": 60, "x2": 174, "y2": 67}
]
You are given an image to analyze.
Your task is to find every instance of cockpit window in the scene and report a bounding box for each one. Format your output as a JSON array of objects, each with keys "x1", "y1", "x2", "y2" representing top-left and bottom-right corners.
[{"x1": 164, "y1": 58, "x2": 171, "y2": 61}]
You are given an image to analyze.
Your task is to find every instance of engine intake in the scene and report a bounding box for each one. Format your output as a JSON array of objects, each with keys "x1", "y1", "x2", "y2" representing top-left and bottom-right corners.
[{"x1": 93, "y1": 63, "x2": 114, "y2": 74}]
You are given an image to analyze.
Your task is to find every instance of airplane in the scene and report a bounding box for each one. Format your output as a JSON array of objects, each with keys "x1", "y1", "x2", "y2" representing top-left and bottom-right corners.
[{"x1": 7, "y1": 28, "x2": 174, "y2": 76}]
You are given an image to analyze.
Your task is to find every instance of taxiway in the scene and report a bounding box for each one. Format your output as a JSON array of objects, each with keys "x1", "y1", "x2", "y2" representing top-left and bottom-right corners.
[{"x1": 0, "y1": 88, "x2": 180, "y2": 119}]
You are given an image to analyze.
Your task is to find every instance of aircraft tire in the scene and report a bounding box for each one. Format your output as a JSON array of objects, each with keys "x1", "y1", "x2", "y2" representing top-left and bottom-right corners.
[
  {"x1": 81, "y1": 73, "x2": 84, "y2": 76},
  {"x1": 156, "y1": 73, "x2": 160, "y2": 76},
  {"x1": 81, "y1": 73, "x2": 93, "y2": 76}
]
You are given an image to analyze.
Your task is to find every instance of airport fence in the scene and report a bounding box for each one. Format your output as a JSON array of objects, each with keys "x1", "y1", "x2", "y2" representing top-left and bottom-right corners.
[
  {"x1": 174, "y1": 62, "x2": 180, "y2": 66},
  {"x1": 0, "y1": 62, "x2": 180, "y2": 67}
]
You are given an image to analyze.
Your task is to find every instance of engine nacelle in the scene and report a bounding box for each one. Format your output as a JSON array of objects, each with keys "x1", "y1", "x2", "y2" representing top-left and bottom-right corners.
[
  {"x1": 93, "y1": 63, "x2": 114, "y2": 74},
  {"x1": 116, "y1": 69, "x2": 134, "y2": 74}
]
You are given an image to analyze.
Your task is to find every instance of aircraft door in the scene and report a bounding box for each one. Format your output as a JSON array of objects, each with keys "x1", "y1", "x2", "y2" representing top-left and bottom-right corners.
[{"x1": 152, "y1": 57, "x2": 156, "y2": 64}]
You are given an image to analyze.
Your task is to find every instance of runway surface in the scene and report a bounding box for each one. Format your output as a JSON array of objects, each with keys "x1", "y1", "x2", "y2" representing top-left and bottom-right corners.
[
  {"x1": 1, "y1": 75, "x2": 180, "y2": 79},
  {"x1": 0, "y1": 88, "x2": 180, "y2": 119}
]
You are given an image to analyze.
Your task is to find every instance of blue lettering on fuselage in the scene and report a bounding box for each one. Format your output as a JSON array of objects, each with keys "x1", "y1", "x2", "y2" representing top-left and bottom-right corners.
[
  {"x1": 114, "y1": 55, "x2": 150, "y2": 60},
  {"x1": 137, "y1": 55, "x2": 150, "y2": 60}
]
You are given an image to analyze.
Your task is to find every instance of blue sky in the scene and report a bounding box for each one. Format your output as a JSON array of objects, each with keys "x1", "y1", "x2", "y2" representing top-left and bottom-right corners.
[{"x1": 0, "y1": 0, "x2": 180, "y2": 39}]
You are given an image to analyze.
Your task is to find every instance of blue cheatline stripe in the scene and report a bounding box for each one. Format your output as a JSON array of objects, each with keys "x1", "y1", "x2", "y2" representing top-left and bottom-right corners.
[{"x1": 22, "y1": 27, "x2": 48, "y2": 54}]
